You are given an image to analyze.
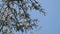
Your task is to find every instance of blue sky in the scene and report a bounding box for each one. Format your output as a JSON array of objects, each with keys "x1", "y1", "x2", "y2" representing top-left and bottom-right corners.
[
  {"x1": 35, "y1": 0, "x2": 60, "y2": 34},
  {"x1": 0, "y1": 0, "x2": 60, "y2": 34}
]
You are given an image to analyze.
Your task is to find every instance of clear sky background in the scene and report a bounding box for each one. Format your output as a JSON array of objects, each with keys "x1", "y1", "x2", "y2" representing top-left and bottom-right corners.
[
  {"x1": 0, "y1": 0, "x2": 60, "y2": 34},
  {"x1": 35, "y1": 0, "x2": 60, "y2": 34}
]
